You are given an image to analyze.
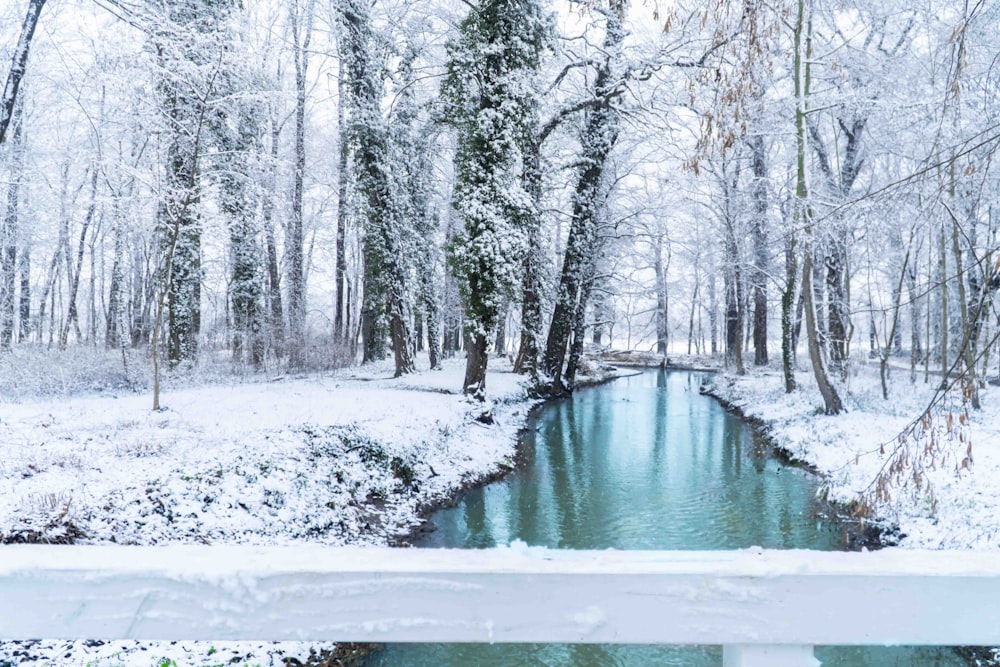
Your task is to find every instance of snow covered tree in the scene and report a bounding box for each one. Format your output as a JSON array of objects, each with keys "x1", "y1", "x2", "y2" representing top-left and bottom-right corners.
[
  {"x1": 0, "y1": 0, "x2": 45, "y2": 148},
  {"x1": 214, "y1": 82, "x2": 266, "y2": 368},
  {"x1": 150, "y1": 0, "x2": 238, "y2": 367},
  {"x1": 0, "y1": 0, "x2": 46, "y2": 347},
  {"x1": 393, "y1": 43, "x2": 442, "y2": 370},
  {"x1": 0, "y1": 97, "x2": 24, "y2": 347},
  {"x1": 794, "y1": 0, "x2": 843, "y2": 414},
  {"x1": 286, "y1": 0, "x2": 314, "y2": 369},
  {"x1": 542, "y1": 0, "x2": 627, "y2": 394},
  {"x1": 338, "y1": 0, "x2": 415, "y2": 377},
  {"x1": 443, "y1": 0, "x2": 552, "y2": 397}
]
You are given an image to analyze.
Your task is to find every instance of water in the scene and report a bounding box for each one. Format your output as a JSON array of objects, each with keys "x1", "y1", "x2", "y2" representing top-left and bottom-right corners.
[{"x1": 365, "y1": 371, "x2": 967, "y2": 666}]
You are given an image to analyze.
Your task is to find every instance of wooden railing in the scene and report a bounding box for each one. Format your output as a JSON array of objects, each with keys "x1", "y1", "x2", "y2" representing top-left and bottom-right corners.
[{"x1": 2, "y1": 545, "x2": 998, "y2": 666}]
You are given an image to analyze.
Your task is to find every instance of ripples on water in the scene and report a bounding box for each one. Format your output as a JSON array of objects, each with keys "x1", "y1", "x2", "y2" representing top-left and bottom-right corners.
[{"x1": 365, "y1": 371, "x2": 969, "y2": 666}]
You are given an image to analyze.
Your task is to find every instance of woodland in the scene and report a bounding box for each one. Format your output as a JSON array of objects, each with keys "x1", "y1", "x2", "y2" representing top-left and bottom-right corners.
[
  {"x1": 0, "y1": 0, "x2": 998, "y2": 413},
  {"x1": 3, "y1": 3, "x2": 1000, "y2": 665}
]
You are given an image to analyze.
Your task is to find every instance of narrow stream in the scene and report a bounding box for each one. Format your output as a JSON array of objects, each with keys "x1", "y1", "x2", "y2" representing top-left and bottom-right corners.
[{"x1": 366, "y1": 370, "x2": 964, "y2": 666}]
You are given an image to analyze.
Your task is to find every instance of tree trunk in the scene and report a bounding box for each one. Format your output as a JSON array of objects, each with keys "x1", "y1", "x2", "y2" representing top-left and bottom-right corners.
[
  {"x1": 61, "y1": 164, "x2": 98, "y2": 349},
  {"x1": 389, "y1": 295, "x2": 414, "y2": 378},
  {"x1": 565, "y1": 277, "x2": 593, "y2": 387},
  {"x1": 938, "y1": 220, "x2": 948, "y2": 389},
  {"x1": 463, "y1": 331, "x2": 489, "y2": 398},
  {"x1": 825, "y1": 233, "x2": 848, "y2": 373},
  {"x1": 687, "y1": 280, "x2": 699, "y2": 356},
  {"x1": 287, "y1": 0, "x2": 314, "y2": 369},
  {"x1": 0, "y1": 0, "x2": 45, "y2": 148},
  {"x1": 335, "y1": 68, "x2": 349, "y2": 344},
  {"x1": 105, "y1": 203, "x2": 127, "y2": 350},
  {"x1": 907, "y1": 254, "x2": 922, "y2": 382},
  {"x1": 263, "y1": 110, "x2": 284, "y2": 355},
  {"x1": 341, "y1": 0, "x2": 413, "y2": 377},
  {"x1": 442, "y1": 216, "x2": 462, "y2": 361},
  {"x1": 1, "y1": 102, "x2": 24, "y2": 347},
  {"x1": 880, "y1": 248, "x2": 910, "y2": 400},
  {"x1": 129, "y1": 243, "x2": 150, "y2": 347},
  {"x1": 795, "y1": 0, "x2": 842, "y2": 414},
  {"x1": 18, "y1": 245, "x2": 29, "y2": 342},
  {"x1": 724, "y1": 213, "x2": 744, "y2": 375},
  {"x1": 514, "y1": 139, "x2": 545, "y2": 377},
  {"x1": 156, "y1": 53, "x2": 203, "y2": 368},
  {"x1": 950, "y1": 208, "x2": 979, "y2": 408},
  {"x1": 542, "y1": 1, "x2": 624, "y2": 394},
  {"x1": 163, "y1": 200, "x2": 201, "y2": 366},
  {"x1": 37, "y1": 233, "x2": 63, "y2": 345},
  {"x1": 750, "y1": 133, "x2": 769, "y2": 366},
  {"x1": 708, "y1": 271, "x2": 719, "y2": 357},
  {"x1": 494, "y1": 303, "x2": 507, "y2": 357},
  {"x1": 513, "y1": 237, "x2": 543, "y2": 376},
  {"x1": 219, "y1": 115, "x2": 265, "y2": 369},
  {"x1": 655, "y1": 237, "x2": 669, "y2": 356},
  {"x1": 423, "y1": 292, "x2": 441, "y2": 370}
]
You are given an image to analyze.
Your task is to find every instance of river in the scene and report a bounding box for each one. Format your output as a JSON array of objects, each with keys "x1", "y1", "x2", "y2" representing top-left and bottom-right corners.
[{"x1": 364, "y1": 370, "x2": 965, "y2": 666}]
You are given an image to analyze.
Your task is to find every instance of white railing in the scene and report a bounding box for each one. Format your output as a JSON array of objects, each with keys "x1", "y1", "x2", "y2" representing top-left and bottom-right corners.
[{"x1": 2, "y1": 545, "x2": 999, "y2": 667}]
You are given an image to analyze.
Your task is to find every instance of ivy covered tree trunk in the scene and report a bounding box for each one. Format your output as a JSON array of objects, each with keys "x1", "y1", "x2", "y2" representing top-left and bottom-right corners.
[
  {"x1": 340, "y1": 0, "x2": 414, "y2": 377},
  {"x1": 395, "y1": 45, "x2": 442, "y2": 371},
  {"x1": 216, "y1": 101, "x2": 265, "y2": 368},
  {"x1": 152, "y1": 0, "x2": 238, "y2": 368},
  {"x1": 543, "y1": 0, "x2": 625, "y2": 394},
  {"x1": 513, "y1": 139, "x2": 544, "y2": 378},
  {"x1": 443, "y1": 0, "x2": 551, "y2": 398},
  {"x1": 159, "y1": 97, "x2": 202, "y2": 367},
  {"x1": 442, "y1": 209, "x2": 463, "y2": 360}
]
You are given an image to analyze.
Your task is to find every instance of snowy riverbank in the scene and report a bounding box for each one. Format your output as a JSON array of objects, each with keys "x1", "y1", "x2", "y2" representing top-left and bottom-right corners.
[
  {"x1": 0, "y1": 355, "x2": 570, "y2": 666},
  {"x1": 708, "y1": 361, "x2": 1000, "y2": 551}
]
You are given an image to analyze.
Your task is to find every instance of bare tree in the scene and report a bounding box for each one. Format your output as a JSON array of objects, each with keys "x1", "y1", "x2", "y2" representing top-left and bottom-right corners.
[{"x1": 0, "y1": 0, "x2": 46, "y2": 148}]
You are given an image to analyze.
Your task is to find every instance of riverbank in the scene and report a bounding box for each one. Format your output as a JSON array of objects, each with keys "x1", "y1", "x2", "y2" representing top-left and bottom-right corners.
[
  {"x1": 1, "y1": 355, "x2": 624, "y2": 666},
  {"x1": 706, "y1": 362, "x2": 1000, "y2": 552},
  {"x1": 701, "y1": 382, "x2": 902, "y2": 551}
]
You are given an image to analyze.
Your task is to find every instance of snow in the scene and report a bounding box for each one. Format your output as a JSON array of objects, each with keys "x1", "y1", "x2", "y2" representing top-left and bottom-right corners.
[
  {"x1": 708, "y1": 360, "x2": 1000, "y2": 551},
  {"x1": 0, "y1": 354, "x2": 553, "y2": 666},
  {"x1": 4, "y1": 353, "x2": 1000, "y2": 663}
]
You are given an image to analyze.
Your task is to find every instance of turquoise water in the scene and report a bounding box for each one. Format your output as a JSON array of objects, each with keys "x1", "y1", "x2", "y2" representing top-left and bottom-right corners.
[{"x1": 365, "y1": 371, "x2": 966, "y2": 666}]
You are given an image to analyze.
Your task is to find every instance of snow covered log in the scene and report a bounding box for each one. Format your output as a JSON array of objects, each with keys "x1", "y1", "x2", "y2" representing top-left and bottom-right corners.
[{"x1": 1, "y1": 545, "x2": 999, "y2": 647}]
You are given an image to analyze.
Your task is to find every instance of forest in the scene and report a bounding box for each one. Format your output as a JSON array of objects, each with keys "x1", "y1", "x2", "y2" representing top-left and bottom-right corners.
[
  {"x1": 4, "y1": 1, "x2": 1000, "y2": 665},
  {"x1": 1, "y1": 0, "x2": 998, "y2": 411}
]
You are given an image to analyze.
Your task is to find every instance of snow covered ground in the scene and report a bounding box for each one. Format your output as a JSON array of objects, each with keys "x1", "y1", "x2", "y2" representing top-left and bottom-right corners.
[
  {"x1": 708, "y1": 359, "x2": 1000, "y2": 551},
  {"x1": 0, "y1": 354, "x2": 555, "y2": 666},
  {"x1": 3, "y1": 351, "x2": 997, "y2": 665}
]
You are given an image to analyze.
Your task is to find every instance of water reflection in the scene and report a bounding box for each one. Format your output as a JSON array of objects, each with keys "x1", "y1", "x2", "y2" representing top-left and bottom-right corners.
[{"x1": 367, "y1": 371, "x2": 966, "y2": 666}]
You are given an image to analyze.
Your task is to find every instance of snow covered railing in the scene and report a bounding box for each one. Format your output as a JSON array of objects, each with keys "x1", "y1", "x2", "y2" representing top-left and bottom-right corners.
[{"x1": 2, "y1": 545, "x2": 999, "y2": 667}]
